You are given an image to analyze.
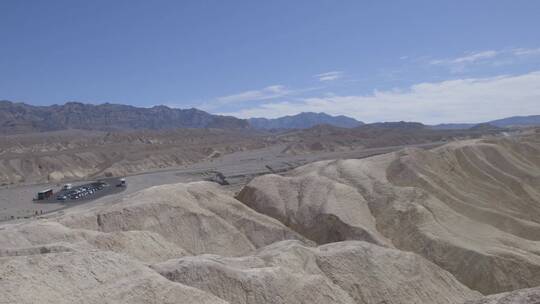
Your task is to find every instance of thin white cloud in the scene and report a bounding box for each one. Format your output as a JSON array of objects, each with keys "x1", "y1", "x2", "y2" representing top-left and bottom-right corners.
[
  {"x1": 429, "y1": 47, "x2": 540, "y2": 72},
  {"x1": 216, "y1": 85, "x2": 290, "y2": 104},
  {"x1": 314, "y1": 71, "x2": 344, "y2": 82},
  {"x1": 512, "y1": 47, "x2": 540, "y2": 56},
  {"x1": 221, "y1": 71, "x2": 540, "y2": 124},
  {"x1": 453, "y1": 50, "x2": 498, "y2": 63},
  {"x1": 200, "y1": 84, "x2": 324, "y2": 111},
  {"x1": 430, "y1": 50, "x2": 499, "y2": 65}
]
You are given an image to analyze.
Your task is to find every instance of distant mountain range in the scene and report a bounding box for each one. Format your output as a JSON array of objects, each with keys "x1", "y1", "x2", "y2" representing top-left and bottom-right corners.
[
  {"x1": 248, "y1": 112, "x2": 364, "y2": 130},
  {"x1": 0, "y1": 101, "x2": 248, "y2": 134},
  {"x1": 488, "y1": 115, "x2": 540, "y2": 127},
  {"x1": 1, "y1": 100, "x2": 539, "y2": 134},
  {"x1": 430, "y1": 115, "x2": 540, "y2": 130},
  {"x1": 251, "y1": 113, "x2": 540, "y2": 131}
]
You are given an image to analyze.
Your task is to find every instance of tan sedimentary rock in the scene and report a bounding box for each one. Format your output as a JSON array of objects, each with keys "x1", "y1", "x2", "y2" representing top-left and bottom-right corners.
[
  {"x1": 238, "y1": 133, "x2": 540, "y2": 294},
  {"x1": 464, "y1": 286, "x2": 540, "y2": 304},
  {"x1": 153, "y1": 240, "x2": 480, "y2": 304}
]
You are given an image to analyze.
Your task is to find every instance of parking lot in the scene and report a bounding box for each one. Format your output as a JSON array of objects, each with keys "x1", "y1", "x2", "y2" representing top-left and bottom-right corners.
[
  {"x1": 1, "y1": 141, "x2": 445, "y2": 222},
  {"x1": 42, "y1": 178, "x2": 127, "y2": 204}
]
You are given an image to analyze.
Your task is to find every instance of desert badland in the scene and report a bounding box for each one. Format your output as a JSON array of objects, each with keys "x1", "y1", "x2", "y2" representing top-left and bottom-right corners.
[
  {"x1": 3, "y1": 2, "x2": 540, "y2": 303},
  {"x1": 1, "y1": 104, "x2": 540, "y2": 303}
]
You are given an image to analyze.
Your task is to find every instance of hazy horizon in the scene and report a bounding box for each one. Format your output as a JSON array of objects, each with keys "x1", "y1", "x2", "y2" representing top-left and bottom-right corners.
[{"x1": 3, "y1": 98, "x2": 539, "y2": 126}]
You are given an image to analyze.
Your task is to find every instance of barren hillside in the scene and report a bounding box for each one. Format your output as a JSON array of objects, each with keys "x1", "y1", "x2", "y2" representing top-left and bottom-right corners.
[
  {"x1": 0, "y1": 122, "x2": 502, "y2": 186},
  {"x1": 238, "y1": 129, "x2": 540, "y2": 295},
  {"x1": 1, "y1": 130, "x2": 539, "y2": 303},
  {"x1": 276, "y1": 122, "x2": 502, "y2": 155},
  {"x1": 465, "y1": 286, "x2": 540, "y2": 304},
  {"x1": 0, "y1": 181, "x2": 480, "y2": 304},
  {"x1": 0, "y1": 129, "x2": 269, "y2": 185}
]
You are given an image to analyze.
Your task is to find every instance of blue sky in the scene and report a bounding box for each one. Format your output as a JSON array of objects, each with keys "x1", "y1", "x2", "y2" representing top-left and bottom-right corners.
[{"x1": 1, "y1": 0, "x2": 539, "y2": 123}]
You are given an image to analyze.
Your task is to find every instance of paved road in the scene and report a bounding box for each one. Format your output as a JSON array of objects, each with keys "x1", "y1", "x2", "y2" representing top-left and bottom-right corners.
[
  {"x1": 0, "y1": 142, "x2": 444, "y2": 222},
  {"x1": 0, "y1": 178, "x2": 127, "y2": 221}
]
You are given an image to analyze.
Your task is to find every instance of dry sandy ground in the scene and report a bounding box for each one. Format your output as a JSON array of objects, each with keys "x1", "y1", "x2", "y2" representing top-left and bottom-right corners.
[
  {"x1": 0, "y1": 181, "x2": 479, "y2": 304},
  {"x1": 0, "y1": 142, "x2": 442, "y2": 221},
  {"x1": 1, "y1": 131, "x2": 539, "y2": 303},
  {"x1": 465, "y1": 286, "x2": 540, "y2": 304},
  {"x1": 0, "y1": 124, "x2": 498, "y2": 187},
  {"x1": 0, "y1": 128, "x2": 267, "y2": 185},
  {"x1": 0, "y1": 124, "x2": 502, "y2": 221}
]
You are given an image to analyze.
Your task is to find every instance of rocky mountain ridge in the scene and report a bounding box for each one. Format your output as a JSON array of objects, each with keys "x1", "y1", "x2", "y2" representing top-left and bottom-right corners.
[
  {"x1": 0, "y1": 100, "x2": 249, "y2": 134},
  {"x1": 248, "y1": 112, "x2": 364, "y2": 129}
]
